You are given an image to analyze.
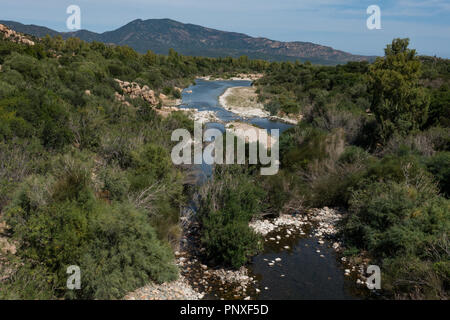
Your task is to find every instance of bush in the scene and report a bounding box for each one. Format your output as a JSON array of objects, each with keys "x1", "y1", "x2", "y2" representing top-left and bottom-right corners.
[
  {"x1": 3, "y1": 52, "x2": 42, "y2": 80},
  {"x1": 202, "y1": 218, "x2": 261, "y2": 269},
  {"x1": 5, "y1": 169, "x2": 178, "y2": 299},
  {"x1": 128, "y1": 143, "x2": 174, "y2": 191},
  {"x1": 343, "y1": 180, "x2": 448, "y2": 258},
  {"x1": 99, "y1": 166, "x2": 130, "y2": 201},
  {"x1": 75, "y1": 202, "x2": 178, "y2": 299},
  {"x1": 199, "y1": 166, "x2": 264, "y2": 268},
  {"x1": 426, "y1": 152, "x2": 450, "y2": 197}
]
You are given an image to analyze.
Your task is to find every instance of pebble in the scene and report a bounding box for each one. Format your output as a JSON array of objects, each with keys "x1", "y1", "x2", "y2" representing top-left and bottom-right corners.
[{"x1": 124, "y1": 275, "x2": 203, "y2": 300}]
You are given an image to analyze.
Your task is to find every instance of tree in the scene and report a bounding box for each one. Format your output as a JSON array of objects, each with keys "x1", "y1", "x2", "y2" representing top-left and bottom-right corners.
[{"x1": 369, "y1": 38, "x2": 430, "y2": 141}]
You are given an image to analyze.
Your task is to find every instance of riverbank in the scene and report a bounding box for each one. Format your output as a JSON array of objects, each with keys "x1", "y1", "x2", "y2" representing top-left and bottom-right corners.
[
  {"x1": 198, "y1": 73, "x2": 264, "y2": 81},
  {"x1": 219, "y1": 86, "x2": 300, "y2": 124},
  {"x1": 225, "y1": 121, "x2": 278, "y2": 148},
  {"x1": 123, "y1": 274, "x2": 203, "y2": 300}
]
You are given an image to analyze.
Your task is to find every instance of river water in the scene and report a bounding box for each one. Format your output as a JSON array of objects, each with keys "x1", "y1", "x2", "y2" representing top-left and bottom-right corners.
[{"x1": 180, "y1": 79, "x2": 364, "y2": 300}]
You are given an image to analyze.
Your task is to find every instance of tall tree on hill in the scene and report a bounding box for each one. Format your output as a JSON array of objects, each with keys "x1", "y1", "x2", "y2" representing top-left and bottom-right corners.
[{"x1": 370, "y1": 38, "x2": 430, "y2": 142}]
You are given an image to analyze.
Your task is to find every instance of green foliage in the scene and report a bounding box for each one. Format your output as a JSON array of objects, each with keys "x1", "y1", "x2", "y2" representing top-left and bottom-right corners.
[
  {"x1": 76, "y1": 202, "x2": 177, "y2": 299},
  {"x1": 199, "y1": 166, "x2": 264, "y2": 268},
  {"x1": 258, "y1": 40, "x2": 448, "y2": 298},
  {"x1": 426, "y1": 84, "x2": 450, "y2": 128},
  {"x1": 0, "y1": 106, "x2": 32, "y2": 139},
  {"x1": 341, "y1": 179, "x2": 449, "y2": 298},
  {"x1": 426, "y1": 152, "x2": 450, "y2": 197},
  {"x1": 99, "y1": 166, "x2": 130, "y2": 201},
  {"x1": 0, "y1": 33, "x2": 449, "y2": 300},
  {"x1": 128, "y1": 143, "x2": 173, "y2": 190},
  {"x1": 369, "y1": 39, "x2": 430, "y2": 141},
  {"x1": 4, "y1": 160, "x2": 178, "y2": 299}
]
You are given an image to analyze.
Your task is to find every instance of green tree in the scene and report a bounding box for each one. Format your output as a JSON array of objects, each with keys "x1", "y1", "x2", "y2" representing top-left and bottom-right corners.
[{"x1": 370, "y1": 38, "x2": 430, "y2": 141}]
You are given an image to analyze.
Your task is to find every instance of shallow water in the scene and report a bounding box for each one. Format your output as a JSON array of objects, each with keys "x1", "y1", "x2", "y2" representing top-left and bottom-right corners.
[
  {"x1": 180, "y1": 79, "x2": 293, "y2": 133},
  {"x1": 249, "y1": 226, "x2": 363, "y2": 300},
  {"x1": 181, "y1": 79, "x2": 364, "y2": 300}
]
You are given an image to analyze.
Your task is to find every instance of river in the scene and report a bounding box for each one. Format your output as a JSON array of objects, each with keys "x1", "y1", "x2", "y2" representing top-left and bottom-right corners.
[{"x1": 179, "y1": 79, "x2": 366, "y2": 300}]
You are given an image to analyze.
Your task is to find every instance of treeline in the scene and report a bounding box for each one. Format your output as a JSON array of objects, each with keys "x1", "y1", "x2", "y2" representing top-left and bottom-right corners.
[{"x1": 198, "y1": 39, "x2": 449, "y2": 299}]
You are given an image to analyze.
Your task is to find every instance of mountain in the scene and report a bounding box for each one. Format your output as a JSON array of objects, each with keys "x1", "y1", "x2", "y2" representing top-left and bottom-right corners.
[{"x1": 0, "y1": 19, "x2": 375, "y2": 65}]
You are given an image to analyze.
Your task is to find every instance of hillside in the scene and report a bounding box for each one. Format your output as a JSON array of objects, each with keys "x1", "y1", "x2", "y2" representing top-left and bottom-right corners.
[{"x1": 0, "y1": 19, "x2": 375, "y2": 65}]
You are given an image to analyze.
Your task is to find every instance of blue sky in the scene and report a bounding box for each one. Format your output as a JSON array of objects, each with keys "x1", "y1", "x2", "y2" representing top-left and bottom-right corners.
[{"x1": 1, "y1": 0, "x2": 449, "y2": 57}]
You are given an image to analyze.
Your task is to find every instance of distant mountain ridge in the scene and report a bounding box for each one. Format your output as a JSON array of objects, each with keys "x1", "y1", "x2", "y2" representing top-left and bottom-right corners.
[{"x1": 0, "y1": 19, "x2": 376, "y2": 65}]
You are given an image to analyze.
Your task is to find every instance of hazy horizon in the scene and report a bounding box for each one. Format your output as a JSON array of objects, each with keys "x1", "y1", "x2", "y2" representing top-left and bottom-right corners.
[{"x1": 1, "y1": 0, "x2": 449, "y2": 58}]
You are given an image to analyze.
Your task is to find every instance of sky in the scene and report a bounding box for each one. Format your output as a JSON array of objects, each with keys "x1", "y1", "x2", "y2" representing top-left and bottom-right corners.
[{"x1": 1, "y1": 0, "x2": 449, "y2": 58}]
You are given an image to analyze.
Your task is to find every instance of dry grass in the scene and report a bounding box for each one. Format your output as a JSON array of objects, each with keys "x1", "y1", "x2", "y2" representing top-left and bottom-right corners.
[
  {"x1": 220, "y1": 87, "x2": 269, "y2": 118},
  {"x1": 225, "y1": 87, "x2": 263, "y2": 109}
]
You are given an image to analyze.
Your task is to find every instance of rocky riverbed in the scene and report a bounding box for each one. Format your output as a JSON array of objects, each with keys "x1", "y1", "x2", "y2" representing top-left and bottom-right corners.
[
  {"x1": 124, "y1": 275, "x2": 203, "y2": 300},
  {"x1": 249, "y1": 208, "x2": 371, "y2": 291},
  {"x1": 124, "y1": 206, "x2": 371, "y2": 300}
]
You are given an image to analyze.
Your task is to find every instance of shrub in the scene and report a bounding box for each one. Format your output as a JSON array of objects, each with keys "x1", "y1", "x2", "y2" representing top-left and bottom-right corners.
[
  {"x1": 201, "y1": 217, "x2": 261, "y2": 268},
  {"x1": 342, "y1": 180, "x2": 448, "y2": 258},
  {"x1": 99, "y1": 166, "x2": 130, "y2": 201},
  {"x1": 199, "y1": 166, "x2": 264, "y2": 268},
  {"x1": 3, "y1": 52, "x2": 42, "y2": 80},
  {"x1": 75, "y1": 202, "x2": 178, "y2": 299},
  {"x1": 128, "y1": 143, "x2": 173, "y2": 191},
  {"x1": 5, "y1": 170, "x2": 178, "y2": 299},
  {"x1": 426, "y1": 152, "x2": 450, "y2": 197}
]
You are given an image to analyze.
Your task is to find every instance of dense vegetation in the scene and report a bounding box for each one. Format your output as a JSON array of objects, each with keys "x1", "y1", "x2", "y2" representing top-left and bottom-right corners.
[
  {"x1": 252, "y1": 39, "x2": 449, "y2": 299},
  {"x1": 0, "y1": 30, "x2": 448, "y2": 300},
  {"x1": 0, "y1": 34, "x2": 267, "y2": 299},
  {"x1": 196, "y1": 39, "x2": 449, "y2": 299}
]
